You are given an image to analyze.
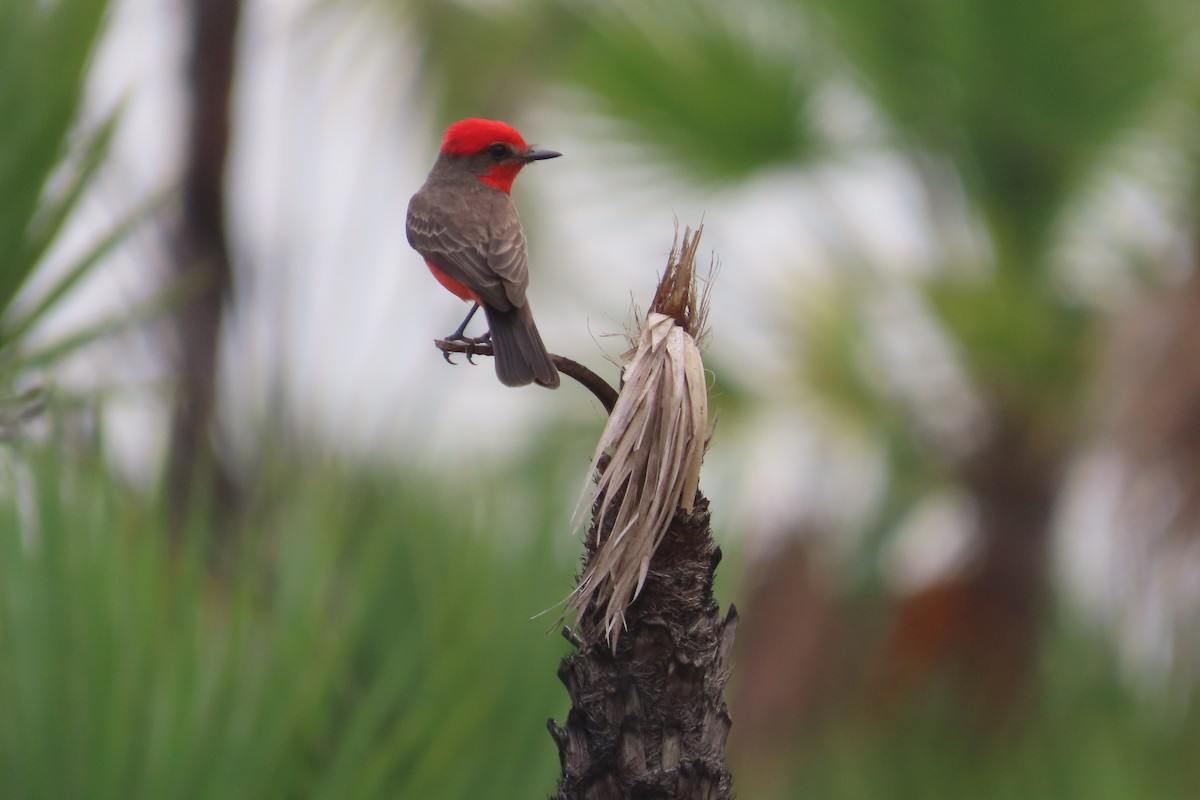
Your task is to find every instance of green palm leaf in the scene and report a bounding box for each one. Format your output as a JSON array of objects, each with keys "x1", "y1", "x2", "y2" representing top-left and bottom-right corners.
[
  {"x1": 806, "y1": 0, "x2": 1170, "y2": 263},
  {"x1": 566, "y1": 1, "x2": 819, "y2": 183},
  {"x1": 0, "y1": 0, "x2": 111, "y2": 311}
]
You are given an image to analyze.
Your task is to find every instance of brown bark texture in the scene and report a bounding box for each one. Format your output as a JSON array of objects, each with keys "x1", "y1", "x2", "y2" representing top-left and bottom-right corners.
[{"x1": 549, "y1": 486, "x2": 737, "y2": 800}]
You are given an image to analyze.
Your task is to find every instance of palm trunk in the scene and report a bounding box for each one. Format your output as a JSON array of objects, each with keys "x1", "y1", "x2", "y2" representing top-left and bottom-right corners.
[
  {"x1": 550, "y1": 490, "x2": 737, "y2": 800},
  {"x1": 167, "y1": 0, "x2": 241, "y2": 521}
]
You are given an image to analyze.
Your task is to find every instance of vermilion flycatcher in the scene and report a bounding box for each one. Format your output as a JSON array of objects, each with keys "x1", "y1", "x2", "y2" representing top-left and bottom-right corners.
[{"x1": 407, "y1": 118, "x2": 562, "y2": 388}]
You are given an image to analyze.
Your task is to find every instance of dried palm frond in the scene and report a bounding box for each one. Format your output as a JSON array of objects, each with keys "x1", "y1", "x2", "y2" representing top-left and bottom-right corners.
[{"x1": 570, "y1": 226, "x2": 714, "y2": 646}]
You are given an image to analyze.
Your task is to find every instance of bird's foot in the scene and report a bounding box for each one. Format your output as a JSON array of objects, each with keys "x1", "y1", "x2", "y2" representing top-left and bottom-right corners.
[{"x1": 441, "y1": 330, "x2": 492, "y2": 365}]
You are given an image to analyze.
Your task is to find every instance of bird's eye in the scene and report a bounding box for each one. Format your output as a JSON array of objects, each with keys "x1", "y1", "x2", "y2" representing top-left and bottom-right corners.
[{"x1": 486, "y1": 144, "x2": 510, "y2": 160}]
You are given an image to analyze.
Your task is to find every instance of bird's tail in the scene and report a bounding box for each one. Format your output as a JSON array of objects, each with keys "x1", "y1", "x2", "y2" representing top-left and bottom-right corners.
[{"x1": 484, "y1": 303, "x2": 560, "y2": 388}]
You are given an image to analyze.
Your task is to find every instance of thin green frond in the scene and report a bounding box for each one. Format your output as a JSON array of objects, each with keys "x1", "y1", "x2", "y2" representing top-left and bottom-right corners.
[
  {"x1": 1, "y1": 188, "x2": 162, "y2": 354},
  {"x1": 9, "y1": 111, "x2": 123, "y2": 292},
  {"x1": 0, "y1": 0, "x2": 111, "y2": 309}
]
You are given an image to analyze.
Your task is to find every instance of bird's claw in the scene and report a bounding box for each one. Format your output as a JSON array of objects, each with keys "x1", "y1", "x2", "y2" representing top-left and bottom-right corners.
[{"x1": 440, "y1": 330, "x2": 492, "y2": 366}]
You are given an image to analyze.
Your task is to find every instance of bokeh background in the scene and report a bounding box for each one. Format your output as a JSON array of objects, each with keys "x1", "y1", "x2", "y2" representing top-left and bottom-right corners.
[{"x1": 4, "y1": 0, "x2": 1200, "y2": 797}]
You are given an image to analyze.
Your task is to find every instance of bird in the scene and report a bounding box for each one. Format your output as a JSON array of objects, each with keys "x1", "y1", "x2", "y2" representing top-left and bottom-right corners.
[{"x1": 406, "y1": 118, "x2": 562, "y2": 388}]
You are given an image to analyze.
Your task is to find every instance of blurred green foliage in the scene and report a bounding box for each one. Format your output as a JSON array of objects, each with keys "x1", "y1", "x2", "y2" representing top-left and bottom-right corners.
[
  {"x1": 0, "y1": 0, "x2": 154, "y2": 419},
  {"x1": 0, "y1": 448, "x2": 570, "y2": 799},
  {"x1": 564, "y1": 2, "x2": 817, "y2": 184},
  {"x1": 773, "y1": 634, "x2": 1200, "y2": 800},
  {"x1": 0, "y1": 0, "x2": 108, "y2": 295},
  {"x1": 808, "y1": 0, "x2": 1170, "y2": 263},
  {"x1": 2, "y1": 446, "x2": 1198, "y2": 798}
]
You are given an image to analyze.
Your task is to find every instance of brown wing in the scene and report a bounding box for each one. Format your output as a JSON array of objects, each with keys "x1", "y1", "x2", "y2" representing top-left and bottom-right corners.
[
  {"x1": 486, "y1": 209, "x2": 529, "y2": 308},
  {"x1": 406, "y1": 184, "x2": 528, "y2": 312}
]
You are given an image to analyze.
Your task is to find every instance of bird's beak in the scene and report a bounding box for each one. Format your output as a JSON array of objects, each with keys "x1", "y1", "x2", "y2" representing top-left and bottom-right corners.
[{"x1": 521, "y1": 147, "x2": 562, "y2": 162}]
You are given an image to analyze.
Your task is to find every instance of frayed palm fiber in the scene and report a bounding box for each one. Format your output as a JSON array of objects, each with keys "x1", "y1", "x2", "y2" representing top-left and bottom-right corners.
[{"x1": 570, "y1": 227, "x2": 712, "y2": 646}]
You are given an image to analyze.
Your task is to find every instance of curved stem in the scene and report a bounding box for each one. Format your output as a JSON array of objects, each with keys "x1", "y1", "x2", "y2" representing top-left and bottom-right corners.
[{"x1": 434, "y1": 339, "x2": 619, "y2": 414}]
